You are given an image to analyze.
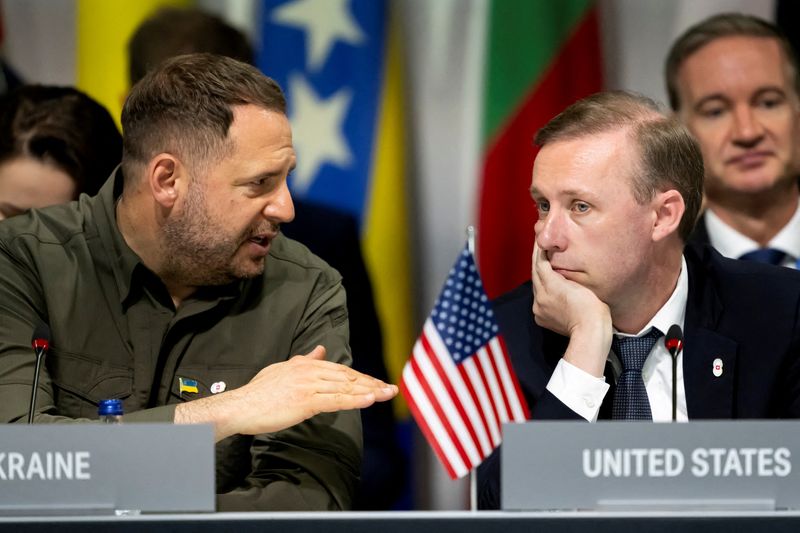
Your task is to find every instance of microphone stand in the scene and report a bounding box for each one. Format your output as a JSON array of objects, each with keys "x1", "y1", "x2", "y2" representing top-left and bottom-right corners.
[
  {"x1": 665, "y1": 325, "x2": 683, "y2": 422},
  {"x1": 671, "y1": 354, "x2": 677, "y2": 422},
  {"x1": 28, "y1": 335, "x2": 50, "y2": 424}
]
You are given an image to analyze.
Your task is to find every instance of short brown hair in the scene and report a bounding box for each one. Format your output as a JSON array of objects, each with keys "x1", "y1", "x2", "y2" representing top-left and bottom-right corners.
[
  {"x1": 535, "y1": 91, "x2": 704, "y2": 242},
  {"x1": 121, "y1": 53, "x2": 286, "y2": 186},
  {"x1": 665, "y1": 13, "x2": 800, "y2": 111}
]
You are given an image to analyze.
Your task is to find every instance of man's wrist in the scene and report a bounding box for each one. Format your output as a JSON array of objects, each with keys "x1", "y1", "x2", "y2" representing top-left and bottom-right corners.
[
  {"x1": 174, "y1": 393, "x2": 237, "y2": 442},
  {"x1": 563, "y1": 310, "x2": 612, "y2": 377}
]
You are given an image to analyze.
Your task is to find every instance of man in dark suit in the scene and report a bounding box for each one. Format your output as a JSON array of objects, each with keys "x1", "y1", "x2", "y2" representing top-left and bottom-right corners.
[
  {"x1": 665, "y1": 14, "x2": 800, "y2": 266},
  {"x1": 477, "y1": 91, "x2": 800, "y2": 509}
]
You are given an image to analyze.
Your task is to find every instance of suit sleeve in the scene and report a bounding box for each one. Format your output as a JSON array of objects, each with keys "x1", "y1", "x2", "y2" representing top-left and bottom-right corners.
[{"x1": 215, "y1": 273, "x2": 361, "y2": 511}]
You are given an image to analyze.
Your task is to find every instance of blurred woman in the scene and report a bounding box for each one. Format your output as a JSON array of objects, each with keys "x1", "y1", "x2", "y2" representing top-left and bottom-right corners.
[{"x1": 0, "y1": 85, "x2": 121, "y2": 220}]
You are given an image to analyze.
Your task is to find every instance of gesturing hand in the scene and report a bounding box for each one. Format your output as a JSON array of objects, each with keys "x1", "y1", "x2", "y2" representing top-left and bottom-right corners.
[{"x1": 175, "y1": 345, "x2": 398, "y2": 441}]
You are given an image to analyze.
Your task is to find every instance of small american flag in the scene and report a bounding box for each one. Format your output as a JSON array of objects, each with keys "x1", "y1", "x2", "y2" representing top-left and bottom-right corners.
[{"x1": 400, "y1": 247, "x2": 530, "y2": 479}]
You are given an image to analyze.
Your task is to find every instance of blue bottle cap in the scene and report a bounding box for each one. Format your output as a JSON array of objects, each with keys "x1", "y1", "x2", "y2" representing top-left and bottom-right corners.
[{"x1": 98, "y1": 398, "x2": 123, "y2": 416}]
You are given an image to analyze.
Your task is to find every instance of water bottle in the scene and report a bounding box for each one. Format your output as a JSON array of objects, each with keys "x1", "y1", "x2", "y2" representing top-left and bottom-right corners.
[
  {"x1": 98, "y1": 399, "x2": 123, "y2": 424},
  {"x1": 98, "y1": 399, "x2": 140, "y2": 515}
]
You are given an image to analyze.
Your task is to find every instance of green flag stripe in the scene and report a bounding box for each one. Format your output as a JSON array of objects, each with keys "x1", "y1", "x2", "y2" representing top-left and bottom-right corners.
[{"x1": 483, "y1": 0, "x2": 593, "y2": 144}]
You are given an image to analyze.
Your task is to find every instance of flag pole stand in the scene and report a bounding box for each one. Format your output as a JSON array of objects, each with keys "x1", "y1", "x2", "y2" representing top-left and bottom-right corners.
[{"x1": 470, "y1": 469, "x2": 477, "y2": 511}]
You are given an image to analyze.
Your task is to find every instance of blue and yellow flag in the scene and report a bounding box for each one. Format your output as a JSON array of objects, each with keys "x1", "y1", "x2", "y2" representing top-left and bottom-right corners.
[
  {"x1": 258, "y1": 0, "x2": 414, "y2": 406},
  {"x1": 178, "y1": 377, "x2": 199, "y2": 394}
]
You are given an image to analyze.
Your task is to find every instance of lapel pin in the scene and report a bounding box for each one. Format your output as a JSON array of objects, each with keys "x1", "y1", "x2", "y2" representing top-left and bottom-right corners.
[
  {"x1": 178, "y1": 377, "x2": 199, "y2": 394},
  {"x1": 210, "y1": 381, "x2": 226, "y2": 394},
  {"x1": 712, "y1": 358, "x2": 723, "y2": 378}
]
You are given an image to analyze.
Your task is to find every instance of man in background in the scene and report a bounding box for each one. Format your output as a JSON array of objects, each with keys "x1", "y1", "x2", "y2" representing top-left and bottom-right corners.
[
  {"x1": 665, "y1": 13, "x2": 800, "y2": 266},
  {"x1": 128, "y1": 7, "x2": 405, "y2": 509}
]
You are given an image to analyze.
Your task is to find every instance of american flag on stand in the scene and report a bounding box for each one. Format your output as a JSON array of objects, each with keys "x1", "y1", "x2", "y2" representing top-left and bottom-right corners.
[{"x1": 400, "y1": 246, "x2": 530, "y2": 479}]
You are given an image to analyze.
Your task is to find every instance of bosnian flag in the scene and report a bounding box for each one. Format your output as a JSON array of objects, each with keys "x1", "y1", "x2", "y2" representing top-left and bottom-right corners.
[{"x1": 400, "y1": 246, "x2": 529, "y2": 479}]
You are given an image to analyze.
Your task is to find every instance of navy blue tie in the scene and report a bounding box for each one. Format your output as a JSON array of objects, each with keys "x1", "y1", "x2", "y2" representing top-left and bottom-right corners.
[
  {"x1": 612, "y1": 328, "x2": 661, "y2": 420},
  {"x1": 739, "y1": 248, "x2": 786, "y2": 265}
]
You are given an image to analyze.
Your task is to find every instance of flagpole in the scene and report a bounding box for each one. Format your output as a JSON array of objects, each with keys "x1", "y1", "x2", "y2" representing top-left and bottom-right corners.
[
  {"x1": 467, "y1": 225, "x2": 476, "y2": 256},
  {"x1": 467, "y1": 224, "x2": 477, "y2": 512}
]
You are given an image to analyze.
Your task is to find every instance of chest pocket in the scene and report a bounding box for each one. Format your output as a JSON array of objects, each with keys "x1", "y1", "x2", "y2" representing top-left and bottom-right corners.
[
  {"x1": 47, "y1": 348, "x2": 133, "y2": 419},
  {"x1": 169, "y1": 365, "x2": 258, "y2": 402}
]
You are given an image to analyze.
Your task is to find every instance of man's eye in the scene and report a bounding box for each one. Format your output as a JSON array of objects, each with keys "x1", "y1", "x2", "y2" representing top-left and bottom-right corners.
[
  {"x1": 573, "y1": 202, "x2": 590, "y2": 213},
  {"x1": 537, "y1": 201, "x2": 550, "y2": 213},
  {"x1": 700, "y1": 107, "x2": 725, "y2": 118},
  {"x1": 757, "y1": 97, "x2": 783, "y2": 109}
]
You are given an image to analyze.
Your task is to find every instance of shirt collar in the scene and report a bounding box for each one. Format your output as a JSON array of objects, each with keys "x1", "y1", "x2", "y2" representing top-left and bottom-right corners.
[
  {"x1": 615, "y1": 255, "x2": 688, "y2": 339},
  {"x1": 91, "y1": 167, "x2": 144, "y2": 306},
  {"x1": 704, "y1": 205, "x2": 800, "y2": 261}
]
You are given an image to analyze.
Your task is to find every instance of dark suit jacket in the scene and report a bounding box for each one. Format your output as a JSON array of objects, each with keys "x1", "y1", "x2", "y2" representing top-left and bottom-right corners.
[
  {"x1": 282, "y1": 199, "x2": 406, "y2": 509},
  {"x1": 477, "y1": 244, "x2": 800, "y2": 509},
  {"x1": 687, "y1": 213, "x2": 711, "y2": 248}
]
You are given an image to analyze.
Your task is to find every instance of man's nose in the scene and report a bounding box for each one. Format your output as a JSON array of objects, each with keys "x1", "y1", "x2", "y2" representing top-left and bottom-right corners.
[
  {"x1": 731, "y1": 105, "x2": 765, "y2": 146},
  {"x1": 535, "y1": 211, "x2": 567, "y2": 252},
  {"x1": 264, "y1": 181, "x2": 295, "y2": 224}
]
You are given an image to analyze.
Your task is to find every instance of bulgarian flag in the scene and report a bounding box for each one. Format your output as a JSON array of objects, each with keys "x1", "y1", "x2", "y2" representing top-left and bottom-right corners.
[{"x1": 477, "y1": 0, "x2": 603, "y2": 299}]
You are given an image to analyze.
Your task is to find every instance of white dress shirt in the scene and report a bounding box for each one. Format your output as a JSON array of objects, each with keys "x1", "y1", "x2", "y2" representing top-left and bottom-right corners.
[
  {"x1": 704, "y1": 205, "x2": 800, "y2": 268},
  {"x1": 546, "y1": 256, "x2": 688, "y2": 422}
]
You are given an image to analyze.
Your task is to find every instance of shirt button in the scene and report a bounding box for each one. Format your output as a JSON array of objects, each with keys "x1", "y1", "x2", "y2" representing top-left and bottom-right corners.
[{"x1": 584, "y1": 398, "x2": 595, "y2": 408}]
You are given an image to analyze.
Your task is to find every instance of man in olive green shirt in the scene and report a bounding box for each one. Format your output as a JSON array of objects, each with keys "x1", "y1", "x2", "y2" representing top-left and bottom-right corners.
[{"x1": 0, "y1": 54, "x2": 397, "y2": 511}]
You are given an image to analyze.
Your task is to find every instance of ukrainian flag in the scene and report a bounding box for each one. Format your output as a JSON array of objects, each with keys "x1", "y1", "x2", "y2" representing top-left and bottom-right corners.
[
  {"x1": 258, "y1": 0, "x2": 415, "y2": 407},
  {"x1": 178, "y1": 377, "x2": 199, "y2": 394}
]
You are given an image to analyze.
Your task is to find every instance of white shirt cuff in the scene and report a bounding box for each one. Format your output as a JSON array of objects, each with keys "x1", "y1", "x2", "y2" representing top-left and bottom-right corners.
[{"x1": 546, "y1": 359, "x2": 610, "y2": 422}]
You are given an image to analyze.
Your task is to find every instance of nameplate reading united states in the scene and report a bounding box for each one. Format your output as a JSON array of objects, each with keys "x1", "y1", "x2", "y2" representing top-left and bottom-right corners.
[{"x1": 502, "y1": 421, "x2": 800, "y2": 511}]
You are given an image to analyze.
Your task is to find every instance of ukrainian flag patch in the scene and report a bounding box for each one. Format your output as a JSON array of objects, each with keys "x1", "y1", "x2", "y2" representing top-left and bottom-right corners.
[{"x1": 178, "y1": 377, "x2": 199, "y2": 394}]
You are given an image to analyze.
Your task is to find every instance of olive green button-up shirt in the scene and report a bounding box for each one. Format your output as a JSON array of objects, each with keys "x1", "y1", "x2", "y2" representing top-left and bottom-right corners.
[{"x1": 0, "y1": 170, "x2": 361, "y2": 511}]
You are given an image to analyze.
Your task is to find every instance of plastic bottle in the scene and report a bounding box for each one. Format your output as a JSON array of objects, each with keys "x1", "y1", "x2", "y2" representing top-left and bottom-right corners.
[
  {"x1": 98, "y1": 399, "x2": 140, "y2": 515},
  {"x1": 98, "y1": 399, "x2": 123, "y2": 424}
]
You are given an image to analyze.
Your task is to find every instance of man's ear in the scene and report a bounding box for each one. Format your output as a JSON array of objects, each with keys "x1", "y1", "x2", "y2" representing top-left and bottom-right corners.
[
  {"x1": 652, "y1": 189, "x2": 685, "y2": 242},
  {"x1": 146, "y1": 154, "x2": 184, "y2": 208}
]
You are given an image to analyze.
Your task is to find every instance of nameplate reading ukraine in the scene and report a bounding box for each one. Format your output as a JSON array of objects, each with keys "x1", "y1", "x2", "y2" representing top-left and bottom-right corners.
[
  {"x1": 502, "y1": 421, "x2": 800, "y2": 511},
  {"x1": 0, "y1": 424, "x2": 214, "y2": 515}
]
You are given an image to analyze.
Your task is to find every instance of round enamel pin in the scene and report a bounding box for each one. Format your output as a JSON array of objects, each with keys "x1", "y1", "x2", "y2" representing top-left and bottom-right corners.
[
  {"x1": 210, "y1": 381, "x2": 227, "y2": 394},
  {"x1": 712, "y1": 358, "x2": 723, "y2": 378}
]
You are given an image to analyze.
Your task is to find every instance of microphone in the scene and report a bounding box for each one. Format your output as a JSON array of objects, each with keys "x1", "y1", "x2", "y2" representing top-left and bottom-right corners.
[
  {"x1": 28, "y1": 323, "x2": 51, "y2": 424},
  {"x1": 664, "y1": 324, "x2": 683, "y2": 422}
]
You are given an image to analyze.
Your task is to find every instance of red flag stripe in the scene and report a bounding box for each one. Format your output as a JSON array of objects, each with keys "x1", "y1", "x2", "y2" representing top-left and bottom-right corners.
[
  {"x1": 461, "y1": 357, "x2": 501, "y2": 447},
  {"x1": 400, "y1": 369, "x2": 460, "y2": 479},
  {"x1": 409, "y1": 352, "x2": 471, "y2": 475},
  {"x1": 418, "y1": 333, "x2": 485, "y2": 462},
  {"x1": 471, "y1": 350, "x2": 504, "y2": 444},
  {"x1": 422, "y1": 321, "x2": 494, "y2": 456},
  {"x1": 489, "y1": 337, "x2": 527, "y2": 421},
  {"x1": 457, "y1": 359, "x2": 496, "y2": 453},
  {"x1": 476, "y1": 346, "x2": 511, "y2": 422},
  {"x1": 484, "y1": 341, "x2": 515, "y2": 422},
  {"x1": 409, "y1": 342, "x2": 476, "y2": 468}
]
